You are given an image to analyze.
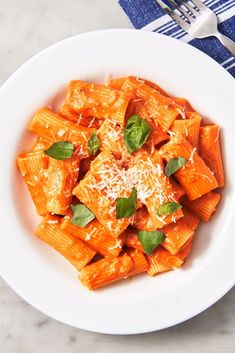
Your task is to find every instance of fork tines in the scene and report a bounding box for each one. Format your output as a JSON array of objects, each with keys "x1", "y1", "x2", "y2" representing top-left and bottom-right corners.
[{"x1": 156, "y1": 0, "x2": 206, "y2": 29}]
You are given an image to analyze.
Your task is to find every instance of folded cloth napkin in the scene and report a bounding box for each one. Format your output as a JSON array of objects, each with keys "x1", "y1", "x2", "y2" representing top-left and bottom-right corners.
[{"x1": 119, "y1": 0, "x2": 235, "y2": 77}]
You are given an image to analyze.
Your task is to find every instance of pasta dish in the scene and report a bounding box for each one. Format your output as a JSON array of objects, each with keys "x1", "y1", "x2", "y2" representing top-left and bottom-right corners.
[{"x1": 16, "y1": 76, "x2": 224, "y2": 290}]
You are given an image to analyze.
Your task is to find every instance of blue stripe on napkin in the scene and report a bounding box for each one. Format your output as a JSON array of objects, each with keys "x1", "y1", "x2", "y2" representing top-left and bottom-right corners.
[{"x1": 119, "y1": 0, "x2": 235, "y2": 77}]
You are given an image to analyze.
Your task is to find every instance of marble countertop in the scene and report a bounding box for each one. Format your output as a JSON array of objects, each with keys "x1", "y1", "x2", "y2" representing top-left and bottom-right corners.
[{"x1": 0, "y1": 0, "x2": 234, "y2": 352}]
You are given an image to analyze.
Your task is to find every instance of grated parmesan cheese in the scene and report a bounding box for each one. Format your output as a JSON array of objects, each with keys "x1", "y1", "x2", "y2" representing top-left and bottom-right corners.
[
  {"x1": 88, "y1": 117, "x2": 96, "y2": 128},
  {"x1": 57, "y1": 128, "x2": 66, "y2": 137},
  {"x1": 172, "y1": 216, "x2": 177, "y2": 223},
  {"x1": 188, "y1": 147, "x2": 197, "y2": 162},
  {"x1": 26, "y1": 180, "x2": 36, "y2": 186},
  {"x1": 108, "y1": 239, "x2": 122, "y2": 250},
  {"x1": 168, "y1": 130, "x2": 176, "y2": 137},
  {"x1": 85, "y1": 234, "x2": 91, "y2": 241},
  {"x1": 46, "y1": 219, "x2": 58, "y2": 225},
  {"x1": 176, "y1": 107, "x2": 186, "y2": 119},
  {"x1": 106, "y1": 128, "x2": 121, "y2": 141},
  {"x1": 192, "y1": 172, "x2": 214, "y2": 182},
  {"x1": 184, "y1": 124, "x2": 188, "y2": 137},
  {"x1": 88, "y1": 152, "x2": 176, "y2": 207},
  {"x1": 81, "y1": 131, "x2": 88, "y2": 141},
  {"x1": 76, "y1": 114, "x2": 83, "y2": 126}
]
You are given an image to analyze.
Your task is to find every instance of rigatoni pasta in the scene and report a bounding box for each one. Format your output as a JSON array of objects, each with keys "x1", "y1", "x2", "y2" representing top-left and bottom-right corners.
[
  {"x1": 199, "y1": 125, "x2": 225, "y2": 187},
  {"x1": 181, "y1": 208, "x2": 200, "y2": 231},
  {"x1": 159, "y1": 137, "x2": 218, "y2": 200},
  {"x1": 147, "y1": 246, "x2": 185, "y2": 271},
  {"x1": 16, "y1": 76, "x2": 224, "y2": 290},
  {"x1": 79, "y1": 253, "x2": 133, "y2": 290},
  {"x1": 170, "y1": 112, "x2": 201, "y2": 147},
  {"x1": 61, "y1": 216, "x2": 124, "y2": 258},
  {"x1": 29, "y1": 108, "x2": 95, "y2": 158},
  {"x1": 121, "y1": 76, "x2": 183, "y2": 131},
  {"x1": 46, "y1": 155, "x2": 79, "y2": 215},
  {"x1": 17, "y1": 151, "x2": 48, "y2": 216},
  {"x1": 161, "y1": 218, "x2": 194, "y2": 255},
  {"x1": 59, "y1": 104, "x2": 102, "y2": 129},
  {"x1": 66, "y1": 80, "x2": 132, "y2": 125},
  {"x1": 182, "y1": 192, "x2": 221, "y2": 222},
  {"x1": 73, "y1": 149, "x2": 136, "y2": 236},
  {"x1": 36, "y1": 216, "x2": 96, "y2": 271},
  {"x1": 127, "y1": 249, "x2": 149, "y2": 277}
]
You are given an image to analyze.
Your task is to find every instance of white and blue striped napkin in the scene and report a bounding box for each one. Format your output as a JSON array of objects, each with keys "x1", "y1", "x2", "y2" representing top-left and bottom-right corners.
[{"x1": 119, "y1": 0, "x2": 235, "y2": 77}]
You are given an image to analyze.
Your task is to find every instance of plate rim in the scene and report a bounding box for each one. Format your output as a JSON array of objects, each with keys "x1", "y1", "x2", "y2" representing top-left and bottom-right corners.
[{"x1": 0, "y1": 28, "x2": 234, "y2": 335}]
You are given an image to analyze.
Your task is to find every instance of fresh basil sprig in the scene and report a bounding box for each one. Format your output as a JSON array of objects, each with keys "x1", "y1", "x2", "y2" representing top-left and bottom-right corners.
[
  {"x1": 165, "y1": 157, "x2": 186, "y2": 177},
  {"x1": 44, "y1": 141, "x2": 74, "y2": 160},
  {"x1": 124, "y1": 115, "x2": 151, "y2": 153},
  {"x1": 138, "y1": 230, "x2": 165, "y2": 255},
  {"x1": 116, "y1": 187, "x2": 137, "y2": 219},
  {"x1": 87, "y1": 132, "x2": 100, "y2": 156},
  {"x1": 157, "y1": 202, "x2": 182, "y2": 216},
  {"x1": 71, "y1": 204, "x2": 95, "y2": 227}
]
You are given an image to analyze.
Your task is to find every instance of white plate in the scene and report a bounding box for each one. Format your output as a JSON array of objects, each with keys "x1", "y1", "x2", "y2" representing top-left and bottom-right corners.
[{"x1": 0, "y1": 29, "x2": 234, "y2": 335}]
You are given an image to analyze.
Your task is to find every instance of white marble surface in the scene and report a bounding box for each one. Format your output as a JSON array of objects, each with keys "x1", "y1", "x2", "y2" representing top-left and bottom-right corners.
[{"x1": 0, "y1": 0, "x2": 234, "y2": 351}]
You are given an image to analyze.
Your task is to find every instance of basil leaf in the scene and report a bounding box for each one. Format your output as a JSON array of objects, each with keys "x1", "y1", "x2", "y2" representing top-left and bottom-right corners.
[
  {"x1": 165, "y1": 157, "x2": 187, "y2": 177},
  {"x1": 157, "y1": 202, "x2": 182, "y2": 216},
  {"x1": 44, "y1": 141, "x2": 74, "y2": 160},
  {"x1": 71, "y1": 204, "x2": 95, "y2": 227},
  {"x1": 116, "y1": 187, "x2": 137, "y2": 219},
  {"x1": 88, "y1": 132, "x2": 100, "y2": 156},
  {"x1": 124, "y1": 115, "x2": 151, "y2": 153},
  {"x1": 138, "y1": 230, "x2": 165, "y2": 255}
]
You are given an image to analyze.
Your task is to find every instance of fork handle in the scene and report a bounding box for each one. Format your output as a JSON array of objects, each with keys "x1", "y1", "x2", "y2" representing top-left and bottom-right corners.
[{"x1": 215, "y1": 32, "x2": 235, "y2": 57}]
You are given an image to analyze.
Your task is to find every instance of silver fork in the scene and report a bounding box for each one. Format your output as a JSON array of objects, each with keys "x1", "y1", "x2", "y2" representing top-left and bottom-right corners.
[{"x1": 156, "y1": 0, "x2": 235, "y2": 56}]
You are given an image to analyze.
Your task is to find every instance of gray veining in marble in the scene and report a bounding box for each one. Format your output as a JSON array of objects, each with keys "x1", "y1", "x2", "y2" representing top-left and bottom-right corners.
[{"x1": 0, "y1": 1, "x2": 234, "y2": 352}]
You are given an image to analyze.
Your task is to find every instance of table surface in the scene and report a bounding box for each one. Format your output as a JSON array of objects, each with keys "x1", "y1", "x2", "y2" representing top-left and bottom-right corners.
[{"x1": 0, "y1": 0, "x2": 234, "y2": 352}]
